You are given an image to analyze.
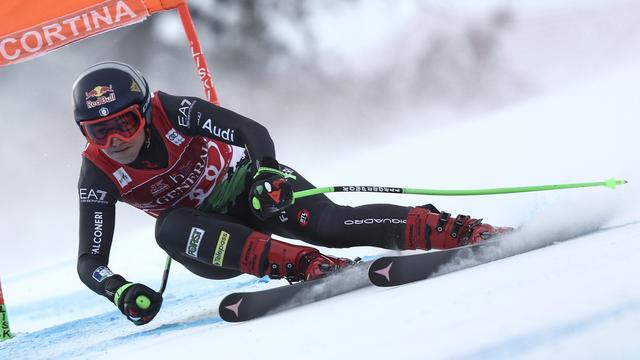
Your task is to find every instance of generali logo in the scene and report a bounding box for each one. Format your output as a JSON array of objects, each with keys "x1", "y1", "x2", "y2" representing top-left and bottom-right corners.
[{"x1": 0, "y1": 0, "x2": 147, "y2": 66}]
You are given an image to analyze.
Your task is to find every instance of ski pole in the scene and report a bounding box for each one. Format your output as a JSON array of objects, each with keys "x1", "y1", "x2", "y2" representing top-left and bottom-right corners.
[
  {"x1": 293, "y1": 178, "x2": 628, "y2": 199},
  {"x1": 136, "y1": 255, "x2": 172, "y2": 310},
  {"x1": 158, "y1": 256, "x2": 172, "y2": 294}
]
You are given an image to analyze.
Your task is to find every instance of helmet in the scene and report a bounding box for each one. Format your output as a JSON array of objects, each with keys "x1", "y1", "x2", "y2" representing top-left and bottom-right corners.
[{"x1": 72, "y1": 61, "x2": 151, "y2": 134}]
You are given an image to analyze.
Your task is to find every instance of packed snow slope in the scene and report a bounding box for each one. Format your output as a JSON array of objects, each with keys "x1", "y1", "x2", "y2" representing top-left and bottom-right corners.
[{"x1": 1, "y1": 50, "x2": 639, "y2": 359}]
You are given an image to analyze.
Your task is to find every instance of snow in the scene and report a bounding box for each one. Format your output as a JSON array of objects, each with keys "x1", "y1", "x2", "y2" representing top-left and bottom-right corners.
[{"x1": 2, "y1": 1, "x2": 640, "y2": 359}]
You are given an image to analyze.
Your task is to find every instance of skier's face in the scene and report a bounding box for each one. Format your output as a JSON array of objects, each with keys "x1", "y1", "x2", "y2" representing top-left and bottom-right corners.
[{"x1": 100, "y1": 130, "x2": 145, "y2": 164}]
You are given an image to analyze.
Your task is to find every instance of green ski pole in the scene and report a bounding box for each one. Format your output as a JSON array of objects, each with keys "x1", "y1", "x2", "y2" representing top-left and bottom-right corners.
[{"x1": 293, "y1": 178, "x2": 628, "y2": 200}]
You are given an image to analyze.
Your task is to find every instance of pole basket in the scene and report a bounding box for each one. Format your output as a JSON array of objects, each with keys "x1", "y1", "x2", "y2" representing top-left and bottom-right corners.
[{"x1": 0, "y1": 279, "x2": 13, "y2": 340}]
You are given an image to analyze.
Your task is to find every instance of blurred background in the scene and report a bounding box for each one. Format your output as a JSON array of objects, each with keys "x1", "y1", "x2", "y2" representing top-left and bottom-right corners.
[{"x1": 1, "y1": 0, "x2": 640, "y2": 275}]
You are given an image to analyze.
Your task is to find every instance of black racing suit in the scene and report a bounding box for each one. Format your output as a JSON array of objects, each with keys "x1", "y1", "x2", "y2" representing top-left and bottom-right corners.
[{"x1": 77, "y1": 92, "x2": 412, "y2": 302}]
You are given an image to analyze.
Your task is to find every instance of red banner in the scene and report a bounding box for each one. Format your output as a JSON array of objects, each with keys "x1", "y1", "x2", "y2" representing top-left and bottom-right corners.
[{"x1": 0, "y1": 0, "x2": 157, "y2": 66}]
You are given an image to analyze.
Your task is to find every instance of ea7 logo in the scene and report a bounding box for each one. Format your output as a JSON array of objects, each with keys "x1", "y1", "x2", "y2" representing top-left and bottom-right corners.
[
  {"x1": 177, "y1": 98, "x2": 196, "y2": 127},
  {"x1": 79, "y1": 188, "x2": 108, "y2": 202},
  {"x1": 186, "y1": 227, "x2": 205, "y2": 258}
]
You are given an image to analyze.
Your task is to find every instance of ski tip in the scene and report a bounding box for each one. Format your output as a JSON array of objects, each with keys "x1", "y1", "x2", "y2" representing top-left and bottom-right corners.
[{"x1": 219, "y1": 294, "x2": 246, "y2": 322}]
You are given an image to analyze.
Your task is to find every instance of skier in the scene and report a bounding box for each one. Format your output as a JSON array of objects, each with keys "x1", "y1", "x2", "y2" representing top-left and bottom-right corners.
[{"x1": 75, "y1": 61, "x2": 509, "y2": 325}]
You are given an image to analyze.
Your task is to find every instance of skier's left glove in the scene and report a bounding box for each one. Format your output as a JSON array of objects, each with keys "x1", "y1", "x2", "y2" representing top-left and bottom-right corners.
[
  {"x1": 114, "y1": 283, "x2": 163, "y2": 326},
  {"x1": 249, "y1": 158, "x2": 296, "y2": 220}
]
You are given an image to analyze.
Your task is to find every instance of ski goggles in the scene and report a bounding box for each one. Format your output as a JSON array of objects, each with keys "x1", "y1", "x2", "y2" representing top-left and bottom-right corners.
[{"x1": 80, "y1": 105, "x2": 145, "y2": 149}]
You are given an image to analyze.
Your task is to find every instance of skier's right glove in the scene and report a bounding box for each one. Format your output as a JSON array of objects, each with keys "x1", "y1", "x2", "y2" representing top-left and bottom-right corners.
[{"x1": 114, "y1": 283, "x2": 163, "y2": 326}]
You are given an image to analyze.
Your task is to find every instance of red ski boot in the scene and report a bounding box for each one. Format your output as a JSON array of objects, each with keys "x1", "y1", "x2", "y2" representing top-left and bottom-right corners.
[
  {"x1": 240, "y1": 233, "x2": 354, "y2": 283},
  {"x1": 404, "y1": 205, "x2": 512, "y2": 250}
]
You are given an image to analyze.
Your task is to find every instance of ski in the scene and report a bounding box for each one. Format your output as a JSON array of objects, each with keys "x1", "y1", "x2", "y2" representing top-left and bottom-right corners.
[
  {"x1": 219, "y1": 261, "x2": 370, "y2": 322},
  {"x1": 368, "y1": 223, "x2": 614, "y2": 287},
  {"x1": 368, "y1": 240, "x2": 503, "y2": 287},
  {"x1": 219, "y1": 221, "x2": 636, "y2": 321}
]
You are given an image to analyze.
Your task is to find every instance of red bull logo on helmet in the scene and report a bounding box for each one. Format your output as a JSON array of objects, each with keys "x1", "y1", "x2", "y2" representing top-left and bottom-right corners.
[{"x1": 85, "y1": 85, "x2": 116, "y2": 109}]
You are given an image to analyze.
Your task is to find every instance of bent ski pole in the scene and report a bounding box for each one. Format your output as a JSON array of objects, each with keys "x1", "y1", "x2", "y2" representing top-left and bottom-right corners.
[{"x1": 293, "y1": 178, "x2": 628, "y2": 200}]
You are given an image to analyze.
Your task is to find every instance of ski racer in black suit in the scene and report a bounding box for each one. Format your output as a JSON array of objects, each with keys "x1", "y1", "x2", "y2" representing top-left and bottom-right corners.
[{"x1": 74, "y1": 61, "x2": 508, "y2": 325}]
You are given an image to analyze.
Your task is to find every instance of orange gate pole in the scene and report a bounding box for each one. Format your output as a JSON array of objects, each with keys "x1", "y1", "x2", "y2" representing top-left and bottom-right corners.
[{"x1": 177, "y1": 2, "x2": 220, "y2": 105}]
